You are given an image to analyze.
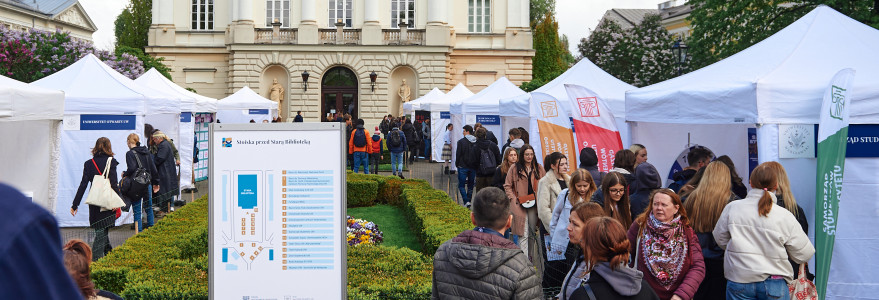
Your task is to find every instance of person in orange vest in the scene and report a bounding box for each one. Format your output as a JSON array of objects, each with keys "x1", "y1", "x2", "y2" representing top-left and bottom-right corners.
[
  {"x1": 348, "y1": 118, "x2": 373, "y2": 174},
  {"x1": 369, "y1": 126, "x2": 384, "y2": 174}
]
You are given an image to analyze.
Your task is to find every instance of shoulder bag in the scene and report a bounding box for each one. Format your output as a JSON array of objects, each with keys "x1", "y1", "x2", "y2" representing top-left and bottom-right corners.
[
  {"x1": 85, "y1": 158, "x2": 126, "y2": 211},
  {"x1": 789, "y1": 264, "x2": 818, "y2": 300}
]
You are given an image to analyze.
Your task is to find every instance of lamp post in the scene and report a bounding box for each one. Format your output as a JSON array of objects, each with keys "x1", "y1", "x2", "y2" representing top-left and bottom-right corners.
[
  {"x1": 369, "y1": 71, "x2": 377, "y2": 92},
  {"x1": 672, "y1": 37, "x2": 688, "y2": 76},
  {"x1": 301, "y1": 70, "x2": 309, "y2": 91}
]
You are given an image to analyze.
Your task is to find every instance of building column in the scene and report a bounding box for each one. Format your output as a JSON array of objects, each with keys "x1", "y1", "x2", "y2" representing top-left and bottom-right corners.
[
  {"x1": 361, "y1": 0, "x2": 381, "y2": 45},
  {"x1": 505, "y1": 0, "x2": 531, "y2": 50},
  {"x1": 238, "y1": 0, "x2": 253, "y2": 21},
  {"x1": 427, "y1": 0, "x2": 445, "y2": 24},
  {"x1": 149, "y1": 0, "x2": 175, "y2": 46},
  {"x1": 231, "y1": 0, "x2": 255, "y2": 43},
  {"x1": 425, "y1": 0, "x2": 449, "y2": 46},
  {"x1": 299, "y1": 0, "x2": 318, "y2": 44}
]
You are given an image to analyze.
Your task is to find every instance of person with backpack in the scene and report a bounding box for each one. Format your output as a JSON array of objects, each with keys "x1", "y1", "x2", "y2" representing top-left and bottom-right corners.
[
  {"x1": 348, "y1": 119, "x2": 373, "y2": 174},
  {"x1": 456, "y1": 125, "x2": 478, "y2": 207},
  {"x1": 386, "y1": 125, "x2": 407, "y2": 178},
  {"x1": 369, "y1": 127, "x2": 384, "y2": 175},
  {"x1": 402, "y1": 117, "x2": 419, "y2": 164},
  {"x1": 471, "y1": 127, "x2": 501, "y2": 195},
  {"x1": 123, "y1": 134, "x2": 159, "y2": 232}
]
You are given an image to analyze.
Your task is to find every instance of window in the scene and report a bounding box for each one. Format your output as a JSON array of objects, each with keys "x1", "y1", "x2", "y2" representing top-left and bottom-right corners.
[
  {"x1": 328, "y1": 0, "x2": 352, "y2": 27},
  {"x1": 266, "y1": 0, "x2": 291, "y2": 27},
  {"x1": 191, "y1": 0, "x2": 214, "y2": 30},
  {"x1": 468, "y1": 0, "x2": 490, "y2": 33},
  {"x1": 391, "y1": 0, "x2": 415, "y2": 28}
]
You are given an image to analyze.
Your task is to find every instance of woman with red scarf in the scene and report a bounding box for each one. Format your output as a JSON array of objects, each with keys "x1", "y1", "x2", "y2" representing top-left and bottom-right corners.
[{"x1": 627, "y1": 189, "x2": 705, "y2": 300}]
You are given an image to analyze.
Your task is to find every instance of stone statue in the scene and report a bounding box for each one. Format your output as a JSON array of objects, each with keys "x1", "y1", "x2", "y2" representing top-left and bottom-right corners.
[
  {"x1": 398, "y1": 79, "x2": 411, "y2": 115},
  {"x1": 269, "y1": 78, "x2": 284, "y2": 103}
]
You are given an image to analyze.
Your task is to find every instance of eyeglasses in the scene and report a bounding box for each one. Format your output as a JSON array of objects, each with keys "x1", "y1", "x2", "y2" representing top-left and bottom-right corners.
[{"x1": 608, "y1": 188, "x2": 625, "y2": 194}]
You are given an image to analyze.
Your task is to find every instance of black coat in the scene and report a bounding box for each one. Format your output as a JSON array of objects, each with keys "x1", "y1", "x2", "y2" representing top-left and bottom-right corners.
[
  {"x1": 71, "y1": 153, "x2": 119, "y2": 229},
  {"x1": 402, "y1": 122, "x2": 418, "y2": 145},
  {"x1": 154, "y1": 140, "x2": 178, "y2": 199},
  {"x1": 455, "y1": 137, "x2": 477, "y2": 169},
  {"x1": 471, "y1": 138, "x2": 501, "y2": 176},
  {"x1": 491, "y1": 166, "x2": 507, "y2": 189},
  {"x1": 124, "y1": 146, "x2": 160, "y2": 185}
]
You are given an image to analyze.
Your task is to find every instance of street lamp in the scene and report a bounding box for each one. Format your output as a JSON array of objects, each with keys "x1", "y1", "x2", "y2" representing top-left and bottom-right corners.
[
  {"x1": 369, "y1": 71, "x2": 377, "y2": 92},
  {"x1": 301, "y1": 70, "x2": 310, "y2": 91},
  {"x1": 672, "y1": 36, "x2": 688, "y2": 76}
]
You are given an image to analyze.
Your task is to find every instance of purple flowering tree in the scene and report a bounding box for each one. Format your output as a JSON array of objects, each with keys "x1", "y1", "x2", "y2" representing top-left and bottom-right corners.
[{"x1": 0, "y1": 26, "x2": 144, "y2": 83}]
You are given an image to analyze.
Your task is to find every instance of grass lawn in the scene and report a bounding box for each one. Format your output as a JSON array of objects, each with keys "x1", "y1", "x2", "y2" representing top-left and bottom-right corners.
[{"x1": 347, "y1": 204, "x2": 421, "y2": 252}]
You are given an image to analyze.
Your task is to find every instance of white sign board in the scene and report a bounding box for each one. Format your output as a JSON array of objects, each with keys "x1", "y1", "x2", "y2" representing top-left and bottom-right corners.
[
  {"x1": 210, "y1": 123, "x2": 346, "y2": 299},
  {"x1": 779, "y1": 124, "x2": 816, "y2": 158}
]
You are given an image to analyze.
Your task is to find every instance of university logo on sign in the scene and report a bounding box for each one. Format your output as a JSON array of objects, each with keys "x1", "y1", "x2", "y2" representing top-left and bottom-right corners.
[
  {"x1": 540, "y1": 101, "x2": 558, "y2": 118},
  {"x1": 222, "y1": 138, "x2": 233, "y2": 147},
  {"x1": 830, "y1": 85, "x2": 846, "y2": 120},
  {"x1": 576, "y1": 97, "x2": 600, "y2": 117}
]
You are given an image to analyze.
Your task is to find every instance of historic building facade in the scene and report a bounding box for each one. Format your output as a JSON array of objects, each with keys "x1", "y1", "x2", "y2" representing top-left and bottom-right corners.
[
  {"x1": 0, "y1": 0, "x2": 96, "y2": 41},
  {"x1": 146, "y1": 0, "x2": 534, "y2": 122}
]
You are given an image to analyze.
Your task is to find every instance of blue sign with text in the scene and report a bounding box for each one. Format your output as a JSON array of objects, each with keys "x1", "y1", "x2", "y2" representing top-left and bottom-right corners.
[
  {"x1": 811, "y1": 124, "x2": 879, "y2": 157},
  {"x1": 180, "y1": 112, "x2": 192, "y2": 123},
  {"x1": 475, "y1": 115, "x2": 501, "y2": 125},
  {"x1": 440, "y1": 112, "x2": 450, "y2": 119},
  {"x1": 249, "y1": 109, "x2": 269, "y2": 115},
  {"x1": 80, "y1": 115, "x2": 136, "y2": 130}
]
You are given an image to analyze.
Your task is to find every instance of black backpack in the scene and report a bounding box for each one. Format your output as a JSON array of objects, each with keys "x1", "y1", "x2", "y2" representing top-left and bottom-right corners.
[
  {"x1": 477, "y1": 147, "x2": 497, "y2": 175},
  {"x1": 353, "y1": 128, "x2": 367, "y2": 147},
  {"x1": 388, "y1": 130, "x2": 403, "y2": 148},
  {"x1": 127, "y1": 152, "x2": 151, "y2": 198}
]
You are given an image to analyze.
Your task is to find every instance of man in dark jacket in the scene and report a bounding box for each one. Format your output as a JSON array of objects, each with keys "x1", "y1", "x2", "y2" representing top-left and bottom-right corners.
[
  {"x1": 473, "y1": 123, "x2": 498, "y2": 145},
  {"x1": 471, "y1": 128, "x2": 501, "y2": 195},
  {"x1": 668, "y1": 146, "x2": 713, "y2": 193},
  {"x1": 402, "y1": 117, "x2": 418, "y2": 164},
  {"x1": 455, "y1": 125, "x2": 478, "y2": 207},
  {"x1": 152, "y1": 131, "x2": 179, "y2": 213},
  {"x1": 0, "y1": 183, "x2": 83, "y2": 299},
  {"x1": 293, "y1": 111, "x2": 303, "y2": 122},
  {"x1": 124, "y1": 136, "x2": 160, "y2": 232},
  {"x1": 432, "y1": 187, "x2": 541, "y2": 299},
  {"x1": 387, "y1": 126, "x2": 407, "y2": 178},
  {"x1": 421, "y1": 118, "x2": 431, "y2": 160}
]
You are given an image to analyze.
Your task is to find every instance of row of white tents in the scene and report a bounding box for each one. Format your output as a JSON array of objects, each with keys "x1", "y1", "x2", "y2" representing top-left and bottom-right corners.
[
  {"x1": 401, "y1": 6, "x2": 876, "y2": 298},
  {"x1": 0, "y1": 53, "x2": 278, "y2": 228}
]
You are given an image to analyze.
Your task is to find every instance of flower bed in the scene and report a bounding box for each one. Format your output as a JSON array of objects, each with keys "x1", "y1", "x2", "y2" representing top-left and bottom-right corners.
[{"x1": 347, "y1": 216, "x2": 384, "y2": 246}]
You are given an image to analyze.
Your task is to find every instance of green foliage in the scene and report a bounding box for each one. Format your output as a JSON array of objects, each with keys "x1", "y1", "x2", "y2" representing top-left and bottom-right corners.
[
  {"x1": 687, "y1": 0, "x2": 879, "y2": 70},
  {"x1": 401, "y1": 188, "x2": 473, "y2": 255},
  {"x1": 116, "y1": 45, "x2": 172, "y2": 80},
  {"x1": 578, "y1": 14, "x2": 677, "y2": 87},
  {"x1": 530, "y1": 0, "x2": 557, "y2": 25},
  {"x1": 347, "y1": 245, "x2": 432, "y2": 299},
  {"x1": 347, "y1": 179, "x2": 379, "y2": 207},
  {"x1": 114, "y1": 0, "x2": 152, "y2": 51},
  {"x1": 531, "y1": 12, "x2": 568, "y2": 83}
]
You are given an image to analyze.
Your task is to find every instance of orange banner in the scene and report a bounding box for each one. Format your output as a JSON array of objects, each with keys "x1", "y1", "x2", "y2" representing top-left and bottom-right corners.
[{"x1": 537, "y1": 120, "x2": 577, "y2": 163}]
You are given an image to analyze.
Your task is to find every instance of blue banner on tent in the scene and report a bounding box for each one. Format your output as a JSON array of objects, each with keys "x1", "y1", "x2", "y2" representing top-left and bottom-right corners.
[
  {"x1": 440, "y1": 112, "x2": 450, "y2": 119},
  {"x1": 249, "y1": 109, "x2": 269, "y2": 115},
  {"x1": 475, "y1": 115, "x2": 500, "y2": 125},
  {"x1": 748, "y1": 128, "x2": 758, "y2": 176},
  {"x1": 812, "y1": 124, "x2": 879, "y2": 157},
  {"x1": 80, "y1": 115, "x2": 136, "y2": 130},
  {"x1": 180, "y1": 112, "x2": 192, "y2": 123}
]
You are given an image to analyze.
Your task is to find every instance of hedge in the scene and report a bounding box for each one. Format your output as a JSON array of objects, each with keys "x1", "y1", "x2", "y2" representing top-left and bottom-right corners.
[
  {"x1": 346, "y1": 179, "x2": 379, "y2": 207},
  {"x1": 400, "y1": 188, "x2": 473, "y2": 254},
  {"x1": 347, "y1": 245, "x2": 432, "y2": 299}
]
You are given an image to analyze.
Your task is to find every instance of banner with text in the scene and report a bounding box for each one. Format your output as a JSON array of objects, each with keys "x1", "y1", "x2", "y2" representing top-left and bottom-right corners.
[
  {"x1": 530, "y1": 92, "x2": 576, "y2": 163},
  {"x1": 564, "y1": 84, "x2": 623, "y2": 172},
  {"x1": 816, "y1": 69, "x2": 855, "y2": 300}
]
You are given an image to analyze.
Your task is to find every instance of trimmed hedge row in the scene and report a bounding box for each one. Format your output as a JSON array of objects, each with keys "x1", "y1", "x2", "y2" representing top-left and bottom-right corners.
[
  {"x1": 92, "y1": 196, "x2": 209, "y2": 299},
  {"x1": 347, "y1": 245, "x2": 432, "y2": 299},
  {"x1": 401, "y1": 188, "x2": 473, "y2": 254},
  {"x1": 347, "y1": 179, "x2": 379, "y2": 207}
]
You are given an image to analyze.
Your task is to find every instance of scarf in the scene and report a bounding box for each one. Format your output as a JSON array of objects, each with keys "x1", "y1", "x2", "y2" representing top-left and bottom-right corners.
[{"x1": 639, "y1": 213, "x2": 687, "y2": 290}]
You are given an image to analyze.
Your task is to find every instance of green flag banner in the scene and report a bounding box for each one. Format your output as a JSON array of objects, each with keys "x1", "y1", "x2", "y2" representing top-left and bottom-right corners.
[{"x1": 816, "y1": 68, "x2": 855, "y2": 300}]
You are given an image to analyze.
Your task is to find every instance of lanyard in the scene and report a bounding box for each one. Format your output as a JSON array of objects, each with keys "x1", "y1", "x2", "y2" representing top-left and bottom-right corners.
[{"x1": 474, "y1": 227, "x2": 504, "y2": 238}]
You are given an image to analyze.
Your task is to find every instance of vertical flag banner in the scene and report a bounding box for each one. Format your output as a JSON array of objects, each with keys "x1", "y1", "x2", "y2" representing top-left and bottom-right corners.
[
  {"x1": 564, "y1": 84, "x2": 623, "y2": 172},
  {"x1": 816, "y1": 68, "x2": 855, "y2": 300},
  {"x1": 530, "y1": 92, "x2": 576, "y2": 163}
]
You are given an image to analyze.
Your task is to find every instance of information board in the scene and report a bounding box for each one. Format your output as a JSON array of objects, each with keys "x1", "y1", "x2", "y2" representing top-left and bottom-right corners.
[{"x1": 210, "y1": 123, "x2": 346, "y2": 299}]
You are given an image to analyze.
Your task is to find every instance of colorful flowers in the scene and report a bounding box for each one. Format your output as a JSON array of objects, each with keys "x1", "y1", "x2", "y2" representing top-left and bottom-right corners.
[{"x1": 346, "y1": 216, "x2": 383, "y2": 246}]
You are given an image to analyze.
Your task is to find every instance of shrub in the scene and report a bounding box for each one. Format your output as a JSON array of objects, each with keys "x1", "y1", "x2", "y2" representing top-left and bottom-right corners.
[
  {"x1": 400, "y1": 188, "x2": 472, "y2": 254},
  {"x1": 347, "y1": 245, "x2": 432, "y2": 299},
  {"x1": 347, "y1": 179, "x2": 378, "y2": 207}
]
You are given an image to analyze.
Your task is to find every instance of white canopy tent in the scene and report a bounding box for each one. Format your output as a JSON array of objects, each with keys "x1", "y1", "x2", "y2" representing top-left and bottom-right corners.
[
  {"x1": 33, "y1": 53, "x2": 181, "y2": 227},
  {"x1": 217, "y1": 86, "x2": 278, "y2": 123},
  {"x1": 136, "y1": 68, "x2": 218, "y2": 191},
  {"x1": 423, "y1": 84, "x2": 474, "y2": 162},
  {"x1": 0, "y1": 75, "x2": 64, "y2": 211},
  {"x1": 449, "y1": 77, "x2": 526, "y2": 169},
  {"x1": 499, "y1": 58, "x2": 635, "y2": 165},
  {"x1": 402, "y1": 87, "x2": 445, "y2": 115},
  {"x1": 626, "y1": 6, "x2": 879, "y2": 298}
]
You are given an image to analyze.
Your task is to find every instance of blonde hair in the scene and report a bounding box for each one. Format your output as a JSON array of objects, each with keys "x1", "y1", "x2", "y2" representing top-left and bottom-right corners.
[
  {"x1": 500, "y1": 147, "x2": 518, "y2": 175},
  {"x1": 765, "y1": 161, "x2": 798, "y2": 218},
  {"x1": 684, "y1": 161, "x2": 731, "y2": 232},
  {"x1": 568, "y1": 169, "x2": 596, "y2": 206},
  {"x1": 630, "y1": 144, "x2": 645, "y2": 154}
]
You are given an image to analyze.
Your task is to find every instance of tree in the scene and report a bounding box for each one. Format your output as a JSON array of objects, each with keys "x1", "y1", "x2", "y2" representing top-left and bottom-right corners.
[
  {"x1": 687, "y1": 0, "x2": 879, "y2": 69},
  {"x1": 578, "y1": 14, "x2": 677, "y2": 87},
  {"x1": 521, "y1": 11, "x2": 568, "y2": 92},
  {"x1": 114, "y1": 0, "x2": 152, "y2": 51},
  {"x1": 530, "y1": 0, "x2": 557, "y2": 25},
  {"x1": 116, "y1": 45, "x2": 172, "y2": 79}
]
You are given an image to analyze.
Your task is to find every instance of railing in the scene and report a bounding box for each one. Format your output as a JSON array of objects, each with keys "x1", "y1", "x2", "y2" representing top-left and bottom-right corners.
[
  {"x1": 254, "y1": 28, "x2": 297, "y2": 44},
  {"x1": 407, "y1": 29, "x2": 425, "y2": 45},
  {"x1": 341, "y1": 29, "x2": 361, "y2": 44},
  {"x1": 382, "y1": 29, "x2": 425, "y2": 45},
  {"x1": 320, "y1": 28, "x2": 361, "y2": 44}
]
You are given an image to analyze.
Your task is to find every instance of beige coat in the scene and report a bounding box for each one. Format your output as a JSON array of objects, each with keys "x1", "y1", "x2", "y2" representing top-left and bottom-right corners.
[
  {"x1": 504, "y1": 164, "x2": 545, "y2": 236},
  {"x1": 537, "y1": 170, "x2": 569, "y2": 230}
]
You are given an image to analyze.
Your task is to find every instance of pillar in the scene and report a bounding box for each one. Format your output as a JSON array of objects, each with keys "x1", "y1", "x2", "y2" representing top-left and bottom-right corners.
[
  {"x1": 425, "y1": 0, "x2": 450, "y2": 46},
  {"x1": 298, "y1": 0, "x2": 318, "y2": 44},
  {"x1": 361, "y1": 0, "x2": 381, "y2": 45},
  {"x1": 231, "y1": 0, "x2": 255, "y2": 43}
]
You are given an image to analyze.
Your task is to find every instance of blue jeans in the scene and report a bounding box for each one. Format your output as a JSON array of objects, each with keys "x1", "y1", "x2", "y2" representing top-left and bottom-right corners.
[
  {"x1": 391, "y1": 152, "x2": 404, "y2": 175},
  {"x1": 423, "y1": 139, "x2": 431, "y2": 159},
  {"x1": 133, "y1": 190, "x2": 154, "y2": 232},
  {"x1": 352, "y1": 152, "x2": 369, "y2": 174},
  {"x1": 457, "y1": 167, "x2": 476, "y2": 204},
  {"x1": 727, "y1": 278, "x2": 790, "y2": 300}
]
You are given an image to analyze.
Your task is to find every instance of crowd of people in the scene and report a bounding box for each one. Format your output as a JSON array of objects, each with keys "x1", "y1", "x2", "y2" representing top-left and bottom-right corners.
[
  {"x1": 433, "y1": 125, "x2": 816, "y2": 300},
  {"x1": 346, "y1": 114, "x2": 432, "y2": 178}
]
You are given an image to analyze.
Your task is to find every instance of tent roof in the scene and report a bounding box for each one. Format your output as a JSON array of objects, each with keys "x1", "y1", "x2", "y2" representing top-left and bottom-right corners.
[
  {"x1": 500, "y1": 58, "x2": 634, "y2": 117},
  {"x1": 135, "y1": 68, "x2": 218, "y2": 113},
  {"x1": 403, "y1": 87, "x2": 445, "y2": 113},
  {"x1": 450, "y1": 77, "x2": 526, "y2": 115},
  {"x1": 626, "y1": 5, "x2": 879, "y2": 124},
  {"x1": 33, "y1": 54, "x2": 180, "y2": 115},
  {"x1": 218, "y1": 86, "x2": 278, "y2": 110},
  {"x1": 0, "y1": 75, "x2": 64, "y2": 121},
  {"x1": 422, "y1": 83, "x2": 475, "y2": 112}
]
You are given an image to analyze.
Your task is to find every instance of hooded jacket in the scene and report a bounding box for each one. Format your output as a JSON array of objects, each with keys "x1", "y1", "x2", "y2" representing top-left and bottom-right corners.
[
  {"x1": 386, "y1": 128, "x2": 407, "y2": 153},
  {"x1": 471, "y1": 138, "x2": 501, "y2": 176},
  {"x1": 432, "y1": 230, "x2": 541, "y2": 299},
  {"x1": 570, "y1": 262, "x2": 659, "y2": 300},
  {"x1": 629, "y1": 162, "x2": 662, "y2": 217},
  {"x1": 579, "y1": 147, "x2": 603, "y2": 188},
  {"x1": 370, "y1": 133, "x2": 383, "y2": 155},
  {"x1": 348, "y1": 125, "x2": 373, "y2": 154},
  {"x1": 455, "y1": 135, "x2": 478, "y2": 169}
]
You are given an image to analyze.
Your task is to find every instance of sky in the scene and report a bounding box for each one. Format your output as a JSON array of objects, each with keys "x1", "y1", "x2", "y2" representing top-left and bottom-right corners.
[{"x1": 79, "y1": 0, "x2": 660, "y2": 53}]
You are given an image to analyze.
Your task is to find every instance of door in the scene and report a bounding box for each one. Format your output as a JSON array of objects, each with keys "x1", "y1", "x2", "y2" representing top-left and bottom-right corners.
[{"x1": 321, "y1": 67, "x2": 358, "y2": 120}]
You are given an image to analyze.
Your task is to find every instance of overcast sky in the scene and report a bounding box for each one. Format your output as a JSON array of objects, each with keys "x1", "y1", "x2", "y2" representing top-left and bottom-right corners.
[{"x1": 80, "y1": 0, "x2": 660, "y2": 53}]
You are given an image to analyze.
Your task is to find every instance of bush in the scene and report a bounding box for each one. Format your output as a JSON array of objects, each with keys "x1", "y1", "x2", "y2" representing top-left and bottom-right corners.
[
  {"x1": 347, "y1": 245, "x2": 432, "y2": 299},
  {"x1": 400, "y1": 188, "x2": 472, "y2": 254},
  {"x1": 347, "y1": 179, "x2": 379, "y2": 207}
]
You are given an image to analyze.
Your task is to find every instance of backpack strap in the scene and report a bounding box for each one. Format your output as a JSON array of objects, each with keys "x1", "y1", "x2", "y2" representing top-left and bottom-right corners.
[
  {"x1": 133, "y1": 151, "x2": 143, "y2": 169},
  {"x1": 91, "y1": 159, "x2": 101, "y2": 175},
  {"x1": 582, "y1": 283, "x2": 597, "y2": 300}
]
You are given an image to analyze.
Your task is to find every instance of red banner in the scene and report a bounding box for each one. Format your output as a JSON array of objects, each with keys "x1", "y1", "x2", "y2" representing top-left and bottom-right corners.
[{"x1": 564, "y1": 84, "x2": 623, "y2": 172}]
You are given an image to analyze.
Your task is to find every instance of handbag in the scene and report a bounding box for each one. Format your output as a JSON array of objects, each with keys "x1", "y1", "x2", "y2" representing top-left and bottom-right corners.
[
  {"x1": 84, "y1": 158, "x2": 126, "y2": 211},
  {"x1": 789, "y1": 264, "x2": 818, "y2": 300}
]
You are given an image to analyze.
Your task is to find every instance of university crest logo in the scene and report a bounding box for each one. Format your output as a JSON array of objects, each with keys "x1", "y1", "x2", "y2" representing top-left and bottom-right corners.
[
  {"x1": 576, "y1": 97, "x2": 600, "y2": 118},
  {"x1": 540, "y1": 101, "x2": 559, "y2": 118}
]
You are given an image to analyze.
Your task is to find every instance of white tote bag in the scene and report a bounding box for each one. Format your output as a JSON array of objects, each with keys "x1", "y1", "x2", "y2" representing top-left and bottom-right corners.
[{"x1": 84, "y1": 158, "x2": 126, "y2": 211}]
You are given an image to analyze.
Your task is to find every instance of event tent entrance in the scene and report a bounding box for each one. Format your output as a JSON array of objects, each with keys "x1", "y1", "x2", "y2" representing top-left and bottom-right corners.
[
  {"x1": 217, "y1": 86, "x2": 278, "y2": 123},
  {"x1": 449, "y1": 77, "x2": 526, "y2": 169}
]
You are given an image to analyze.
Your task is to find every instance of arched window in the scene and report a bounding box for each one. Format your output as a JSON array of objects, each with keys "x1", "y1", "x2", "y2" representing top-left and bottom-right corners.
[{"x1": 321, "y1": 67, "x2": 359, "y2": 120}]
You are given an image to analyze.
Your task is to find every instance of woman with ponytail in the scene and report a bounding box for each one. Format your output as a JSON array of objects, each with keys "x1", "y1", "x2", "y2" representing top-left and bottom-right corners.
[
  {"x1": 62, "y1": 240, "x2": 123, "y2": 300},
  {"x1": 567, "y1": 217, "x2": 659, "y2": 300},
  {"x1": 628, "y1": 189, "x2": 705, "y2": 300},
  {"x1": 713, "y1": 162, "x2": 815, "y2": 300},
  {"x1": 764, "y1": 162, "x2": 812, "y2": 280}
]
